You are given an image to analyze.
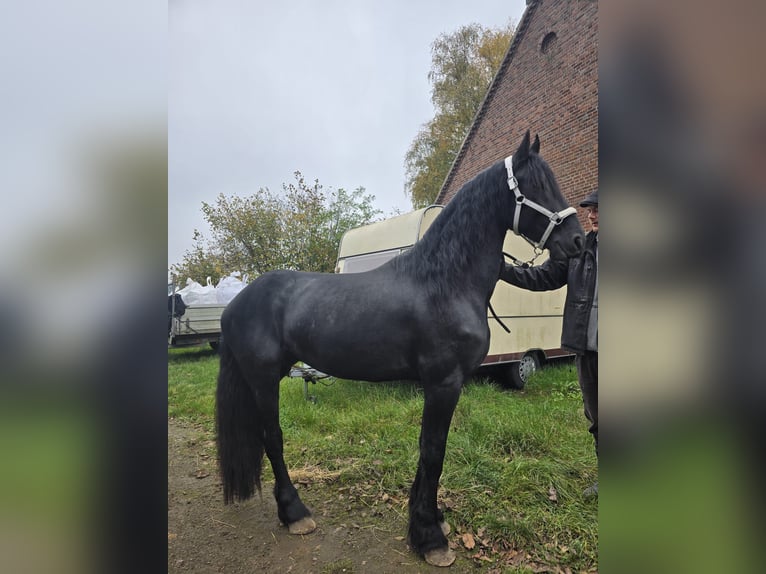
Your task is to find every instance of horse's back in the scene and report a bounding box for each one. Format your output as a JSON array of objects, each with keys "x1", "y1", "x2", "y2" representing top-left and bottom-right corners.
[{"x1": 223, "y1": 269, "x2": 297, "y2": 322}]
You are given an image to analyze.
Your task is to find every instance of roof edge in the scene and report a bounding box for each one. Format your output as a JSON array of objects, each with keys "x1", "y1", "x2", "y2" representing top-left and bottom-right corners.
[{"x1": 435, "y1": 0, "x2": 540, "y2": 204}]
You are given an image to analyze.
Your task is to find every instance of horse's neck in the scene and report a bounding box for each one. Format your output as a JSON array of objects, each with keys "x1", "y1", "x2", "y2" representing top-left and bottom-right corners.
[
  {"x1": 440, "y1": 206, "x2": 507, "y2": 296},
  {"x1": 463, "y1": 229, "x2": 506, "y2": 291}
]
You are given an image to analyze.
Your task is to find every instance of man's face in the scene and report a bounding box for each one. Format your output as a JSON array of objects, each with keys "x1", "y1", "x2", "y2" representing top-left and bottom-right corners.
[{"x1": 586, "y1": 206, "x2": 598, "y2": 232}]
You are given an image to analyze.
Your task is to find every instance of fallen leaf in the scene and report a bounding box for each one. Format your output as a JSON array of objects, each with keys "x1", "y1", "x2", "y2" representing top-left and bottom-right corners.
[
  {"x1": 548, "y1": 486, "x2": 558, "y2": 502},
  {"x1": 461, "y1": 533, "x2": 476, "y2": 550}
]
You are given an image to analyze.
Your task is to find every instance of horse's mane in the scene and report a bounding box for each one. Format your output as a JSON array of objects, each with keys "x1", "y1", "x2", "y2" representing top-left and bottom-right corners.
[
  {"x1": 392, "y1": 152, "x2": 560, "y2": 298},
  {"x1": 393, "y1": 160, "x2": 507, "y2": 297},
  {"x1": 519, "y1": 151, "x2": 564, "y2": 203}
]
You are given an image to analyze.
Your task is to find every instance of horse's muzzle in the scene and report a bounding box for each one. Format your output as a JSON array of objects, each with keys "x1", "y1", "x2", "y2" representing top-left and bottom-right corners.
[
  {"x1": 549, "y1": 232, "x2": 585, "y2": 260},
  {"x1": 572, "y1": 234, "x2": 584, "y2": 254}
]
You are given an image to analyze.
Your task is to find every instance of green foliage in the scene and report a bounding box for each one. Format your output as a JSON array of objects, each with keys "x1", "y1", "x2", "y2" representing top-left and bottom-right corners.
[
  {"x1": 170, "y1": 172, "x2": 382, "y2": 283},
  {"x1": 167, "y1": 348, "x2": 220, "y2": 427},
  {"x1": 405, "y1": 21, "x2": 515, "y2": 208}
]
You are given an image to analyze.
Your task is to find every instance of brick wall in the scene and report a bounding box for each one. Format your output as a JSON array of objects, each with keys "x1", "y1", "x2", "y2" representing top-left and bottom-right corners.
[{"x1": 437, "y1": 0, "x2": 598, "y2": 226}]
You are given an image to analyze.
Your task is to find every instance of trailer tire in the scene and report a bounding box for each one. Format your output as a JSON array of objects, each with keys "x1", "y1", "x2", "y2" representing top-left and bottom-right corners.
[{"x1": 507, "y1": 353, "x2": 540, "y2": 389}]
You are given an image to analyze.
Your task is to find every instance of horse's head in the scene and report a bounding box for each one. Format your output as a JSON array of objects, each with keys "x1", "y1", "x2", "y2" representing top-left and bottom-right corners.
[{"x1": 508, "y1": 131, "x2": 585, "y2": 260}]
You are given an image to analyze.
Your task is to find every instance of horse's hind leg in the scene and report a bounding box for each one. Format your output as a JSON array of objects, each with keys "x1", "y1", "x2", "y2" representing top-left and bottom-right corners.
[{"x1": 247, "y1": 361, "x2": 316, "y2": 534}]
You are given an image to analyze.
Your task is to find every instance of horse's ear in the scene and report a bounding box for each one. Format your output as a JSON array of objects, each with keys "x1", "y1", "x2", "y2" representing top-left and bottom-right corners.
[
  {"x1": 531, "y1": 134, "x2": 540, "y2": 154},
  {"x1": 513, "y1": 130, "x2": 531, "y2": 167}
]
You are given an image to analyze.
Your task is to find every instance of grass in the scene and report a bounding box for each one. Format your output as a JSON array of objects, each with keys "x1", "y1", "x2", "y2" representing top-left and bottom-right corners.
[{"x1": 168, "y1": 347, "x2": 598, "y2": 571}]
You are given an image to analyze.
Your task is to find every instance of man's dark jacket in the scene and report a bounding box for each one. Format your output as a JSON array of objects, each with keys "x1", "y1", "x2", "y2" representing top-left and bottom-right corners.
[{"x1": 499, "y1": 231, "x2": 597, "y2": 354}]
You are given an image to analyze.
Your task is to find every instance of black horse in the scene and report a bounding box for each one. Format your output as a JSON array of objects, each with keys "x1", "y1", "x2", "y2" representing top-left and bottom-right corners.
[{"x1": 216, "y1": 132, "x2": 584, "y2": 566}]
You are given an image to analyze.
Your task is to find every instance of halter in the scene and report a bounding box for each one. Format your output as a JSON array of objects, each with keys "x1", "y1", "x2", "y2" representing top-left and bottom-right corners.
[
  {"x1": 488, "y1": 155, "x2": 579, "y2": 334},
  {"x1": 504, "y1": 155, "x2": 577, "y2": 263}
]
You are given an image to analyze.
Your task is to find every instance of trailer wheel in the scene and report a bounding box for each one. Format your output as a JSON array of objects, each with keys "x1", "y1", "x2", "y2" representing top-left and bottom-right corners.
[{"x1": 507, "y1": 353, "x2": 540, "y2": 389}]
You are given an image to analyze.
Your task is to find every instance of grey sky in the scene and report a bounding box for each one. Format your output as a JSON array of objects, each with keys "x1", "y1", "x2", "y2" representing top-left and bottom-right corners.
[{"x1": 169, "y1": 0, "x2": 526, "y2": 270}]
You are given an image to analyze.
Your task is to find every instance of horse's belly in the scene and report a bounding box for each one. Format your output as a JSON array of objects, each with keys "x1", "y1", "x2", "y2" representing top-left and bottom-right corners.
[{"x1": 292, "y1": 326, "x2": 417, "y2": 382}]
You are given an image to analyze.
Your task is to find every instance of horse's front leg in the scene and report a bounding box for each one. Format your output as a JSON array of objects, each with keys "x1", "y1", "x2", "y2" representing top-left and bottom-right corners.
[{"x1": 408, "y1": 375, "x2": 462, "y2": 567}]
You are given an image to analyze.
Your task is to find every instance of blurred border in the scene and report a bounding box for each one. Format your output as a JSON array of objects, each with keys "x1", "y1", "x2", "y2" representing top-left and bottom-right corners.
[
  {"x1": 601, "y1": 0, "x2": 765, "y2": 572},
  {"x1": 0, "y1": 3, "x2": 167, "y2": 573}
]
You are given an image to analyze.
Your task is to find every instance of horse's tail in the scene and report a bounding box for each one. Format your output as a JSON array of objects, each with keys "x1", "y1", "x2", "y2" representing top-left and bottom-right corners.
[{"x1": 216, "y1": 338, "x2": 264, "y2": 504}]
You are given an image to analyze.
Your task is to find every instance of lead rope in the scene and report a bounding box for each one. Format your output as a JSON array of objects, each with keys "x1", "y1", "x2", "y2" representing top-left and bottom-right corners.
[
  {"x1": 488, "y1": 300, "x2": 510, "y2": 333},
  {"x1": 488, "y1": 249, "x2": 546, "y2": 334}
]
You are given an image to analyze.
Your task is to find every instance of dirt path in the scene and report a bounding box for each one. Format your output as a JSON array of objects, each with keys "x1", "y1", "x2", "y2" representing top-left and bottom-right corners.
[{"x1": 168, "y1": 419, "x2": 485, "y2": 574}]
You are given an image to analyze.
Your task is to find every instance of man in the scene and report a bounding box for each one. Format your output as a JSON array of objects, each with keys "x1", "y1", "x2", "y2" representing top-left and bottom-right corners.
[{"x1": 500, "y1": 190, "x2": 598, "y2": 497}]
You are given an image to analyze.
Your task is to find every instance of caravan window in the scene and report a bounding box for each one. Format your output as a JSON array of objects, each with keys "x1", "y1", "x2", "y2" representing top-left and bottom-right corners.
[{"x1": 342, "y1": 249, "x2": 401, "y2": 273}]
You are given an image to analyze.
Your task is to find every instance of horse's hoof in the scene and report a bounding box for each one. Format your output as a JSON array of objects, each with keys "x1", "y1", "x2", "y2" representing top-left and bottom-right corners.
[
  {"x1": 424, "y1": 547, "x2": 456, "y2": 567},
  {"x1": 439, "y1": 521, "x2": 451, "y2": 536},
  {"x1": 288, "y1": 516, "x2": 316, "y2": 535}
]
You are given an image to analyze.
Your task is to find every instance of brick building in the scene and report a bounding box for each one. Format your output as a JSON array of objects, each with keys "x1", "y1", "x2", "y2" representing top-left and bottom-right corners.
[{"x1": 435, "y1": 0, "x2": 598, "y2": 220}]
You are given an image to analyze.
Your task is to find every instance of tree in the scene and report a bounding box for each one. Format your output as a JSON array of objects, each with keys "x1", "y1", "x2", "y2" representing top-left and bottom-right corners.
[
  {"x1": 170, "y1": 172, "x2": 382, "y2": 284},
  {"x1": 170, "y1": 229, "x2": 227, "y2": 286},
  {"x1": 405, "y1": 21, "x2": 515, "y2": 208}
]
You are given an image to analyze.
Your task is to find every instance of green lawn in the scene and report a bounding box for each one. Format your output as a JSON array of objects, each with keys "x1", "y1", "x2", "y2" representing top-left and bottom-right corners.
[{"x1": 168, "y1": 347, "x2": 597, "y2": 571}]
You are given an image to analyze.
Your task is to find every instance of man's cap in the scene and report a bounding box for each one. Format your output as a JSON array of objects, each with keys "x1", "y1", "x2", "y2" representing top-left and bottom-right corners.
[{"x1": 579, "y1": 189, "x2": 598, "y2": 207}]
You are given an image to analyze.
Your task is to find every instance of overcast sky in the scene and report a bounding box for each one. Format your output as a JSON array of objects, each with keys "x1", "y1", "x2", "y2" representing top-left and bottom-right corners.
[{"x1": 169, "y1": 0, "x2": 527, "y2": 269}]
